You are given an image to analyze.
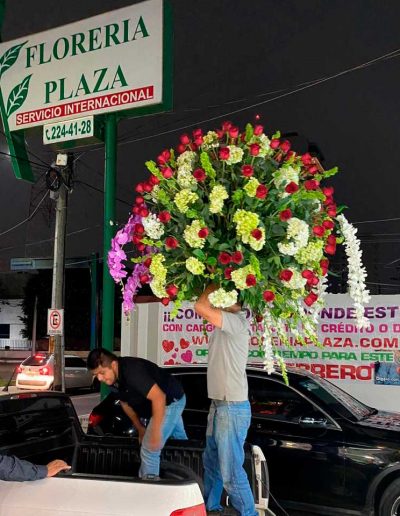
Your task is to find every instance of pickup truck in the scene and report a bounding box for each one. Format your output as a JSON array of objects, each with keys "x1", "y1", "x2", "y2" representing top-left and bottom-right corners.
[{"x1": 0, "y1": 391, "x2": 270, "y2": 516}]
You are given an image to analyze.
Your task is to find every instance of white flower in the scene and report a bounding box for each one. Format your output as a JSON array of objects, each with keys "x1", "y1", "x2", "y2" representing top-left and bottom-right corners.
[
  {"x1": 142, "y1": 214, "x2": 164, "y2": 240},
  {"x1": 177, "y1": 164, "x2": 197, "y2": 188},
  {"x1": 273, "y1": 165, "x2": 299, "y2": 190},
  {"x1": 202, "y1": 131, "x2": 220, "y2": 150},
  {"x1": 177, "y1": 150, "x2": 196, "y2": 168},
  {"x1": 209, "y1": 288, "x2": 238, "y2": 308},
  {"x1": 282, "y1": 268, "x2": 307, "y2": 290},
  {"x1": 226, "y1": 145, "x2": 244, "y2": 165},
  {"x1": 337, "y1": 214, "x2": 371, "y2": 328},
  {"x1": 278, "y1": 217, "x2": 309, "y2": 256}
]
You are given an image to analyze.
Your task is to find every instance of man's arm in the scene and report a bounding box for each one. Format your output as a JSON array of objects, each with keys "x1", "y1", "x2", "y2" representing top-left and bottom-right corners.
[
  {"x1": 146, "y1": 384, "x2": 166, "y2": 450},
  {"x1": 120, "y1": 401, "x2": 146, "y2": 442},
  {"x1": 194, "y1": 283, "x2": 222, "y2": 328},
  {"x1": 0, "y1": 454, "x2": 69, "y2": 482}
]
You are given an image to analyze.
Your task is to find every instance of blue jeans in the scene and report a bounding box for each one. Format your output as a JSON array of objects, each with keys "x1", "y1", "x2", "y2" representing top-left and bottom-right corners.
[
  {"x1": 203, "y1": 400, "x2": 257, "y2": 516},
  {"x1": 139, "y1": 394, "x2": 188, "y2": 478}
]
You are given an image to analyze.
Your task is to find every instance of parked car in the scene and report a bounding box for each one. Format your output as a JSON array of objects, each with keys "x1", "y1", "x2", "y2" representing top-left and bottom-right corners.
[
  {"x1": 0, "y1": 391, "x2": 269, "y2": 516},
  {"x1": 89, "y1": 365, "x2": 400, "y2": 516},
  {"x1": 15, "y1": 353, "x2": 98, "y2": 391}
]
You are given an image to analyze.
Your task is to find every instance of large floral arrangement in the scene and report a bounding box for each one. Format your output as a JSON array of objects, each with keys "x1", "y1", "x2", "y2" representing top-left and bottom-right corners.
[{"x1": 108, "y1": 120, "x2": 370, "y2": 371}]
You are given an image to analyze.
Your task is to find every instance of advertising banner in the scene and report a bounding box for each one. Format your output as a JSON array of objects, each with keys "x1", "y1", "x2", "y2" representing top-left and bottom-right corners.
[
  {"x1": 0, "y1": 0, "x2": 165, "y2": 131},
  {"x1": 160, "y1": 294, "x2": 400, "y2": 411}
]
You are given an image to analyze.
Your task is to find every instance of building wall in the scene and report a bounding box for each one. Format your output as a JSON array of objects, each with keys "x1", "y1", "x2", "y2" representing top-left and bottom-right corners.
[{"x1": 0, "y1": 299, "x2": 26, "y2": 340}]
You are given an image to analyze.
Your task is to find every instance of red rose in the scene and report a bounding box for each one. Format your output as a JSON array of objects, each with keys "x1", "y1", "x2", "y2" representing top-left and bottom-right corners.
[
  {"x1": 132, "y1": 206, "x2": 140, "y2": 215},
  {"x1": 189, "y1": 142, "x2": 198, "y2": 152},
  {"x1": 139, "y1": 207, "x2": 149, "y2": 217},
  {"x1": 270, "y1": 138, "x2": 280, "y2": 149},
  {"x1": 249, "y1": 143, "x2": 260, "y2": 156},
  {"x1": 165, "y1": 237, "x2": 178, "y2": 249},
  {"x1": 304, "y1": 292, "x2": 318, "y2": 306},
  {"x1": 218, "y1": 252, "x2": 231, "y2": 265},
  {"x1": 307, "y1": 165, "x2": 318, "y2": 175},
  {"x1": 177, "y1": 144, "x2": 186, "y2": 154},
  {"x1": 256, "y1": 184, "x2": 268, "y2": 199},
  {"x1": 229, "y1": 126, "x2": 239, "y2": 138},
  {"x1": 136, "y1": 243, "x2": 145, "y2": 252},
  {"x1": 321, "y1": 267, "x2": 328, "y2": 276},
  {"x1": 135, "y1": 223, "x2": 145, "y2": 234},
  {"x1": 198, "y1": 228, "x2": 209, "y2": 238},
  {"x1": 161, "y1": 297, "x2": 170, "y2": 306},
  {"x1": 132, "y1": 235, "x2": 142, "y2": 245},
  {"x1": 224, "y1": 267, "x2": 233, "y2": 280},
  {"x1": 135, "y1": 183, "x2": 144, "y2": 193},
  {"x1": 193, "y1": 128, "x2": 202, "y2": 139},
  {"x1": 322, "y1": 220, "x2": 334, "y2": 230},
  {"x1": 143, "y1": 182, "x2": 153, "y2": 193},
  {"x1": 320, "y1": 259, "x2": 329, "y2": 269},
  {"x1": 157, "y1": 154, "x2": 167, "y2": 166},
  {"x1": 280, "y1": 269, "x2": 293, "y2": 282},
  {"x1": 162, "y1": 167, "x2": 174, "y2": 179},
  {"x1": 180, "y1": 134, "x2": 190, "y2": 145},
  {"x1": 312, "y1": 226, "x2": 325, "y2": 237},
  {"x1": 143, "y1": 257, "x2": 152, "y2": 268},
  {"x1": 194, "y1": 136, "x2": 204, "y2": 146},
  {"x1": 216, "y1": 129, "x2": 224, "y2": 139},
  {"x1": 219, "y1": 147, "x2": 230, "y2": 160},
  {"x1": 254, "y1": 124, "x2": 264, "y2": 136},
  {"x1": 327, "y1": 205, "x2": 337, "y2": 217},
  {"x1": 246, "y1": 274, "x2": 257, "y2": 287},
  {"x1": 279, "y1": 209, "x2": 292, "y2": 221},
  {"x1": 279, "y1": 140, "x2": 291, "y2": 153},
  {"x1": 310, "y1": 276, "x2": 319, "y2": 286},
  {"x1": 135, "y1": 196, "x2": 144, "y2": 205},
  {"x1": 285, "y1": 182, "x2": 299, "y2": 194},
  {"x1": 327, "y1": 234, "x2": 336, "y2": 245},
  {"x1": 158, "y1": 211, "x2": 171, "y2": 223},
  {"x1": 139, "y1": 274, "x2": 150, "y2": 284},
  {"x1": 241, "y1": 165, "x2": 254, "y2": 177},
  {"x1": 301, "y1": 153, "x2": 313, "y2": 166},
  {"x1": 231, "y1": 251, "x2": 243, "y2": 264},
  {"x1": 222, "y1": 121, "x2": 232, "y2": 132},
  {"x1": 263, "y1": 290, "x2": 275, "y2": 302},
  {"x1": 150, "y1": 175, "x2": 160, "y2": 185},
  {"x1": 304, "y1": 179, "x2": 319, "y2": 190},
  {"x1": 285, "y1": 150, "x2": 296, "y2": 161},
  {"x1": 251, "y1": 228, "x2": 263, "y2": 240},
  {"x1": 193, "y1": 168, "x2": 206, "y2": 182},
  {"x1": 301, "y1": 269, "x2": 314, "y2": 280},
  {"x1": 166, "y1": 284, "x2": 179, "y2": 298},
  {"x1": 323, "y1": 186, "x2": 334, "y2": 197},
  {"x1": 325, "y1": 244, "x2": 336, "y2": 255}
]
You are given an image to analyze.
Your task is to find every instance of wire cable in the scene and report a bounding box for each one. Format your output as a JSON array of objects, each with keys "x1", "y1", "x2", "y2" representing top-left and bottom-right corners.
[{"x1": 0, "y1": 190, "x2": 50, "y2": 238}]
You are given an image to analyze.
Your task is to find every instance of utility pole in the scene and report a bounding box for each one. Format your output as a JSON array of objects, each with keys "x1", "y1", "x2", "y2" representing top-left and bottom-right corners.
[{"x1": 48, "y1": 153, "x2": 73, "y2": 391}]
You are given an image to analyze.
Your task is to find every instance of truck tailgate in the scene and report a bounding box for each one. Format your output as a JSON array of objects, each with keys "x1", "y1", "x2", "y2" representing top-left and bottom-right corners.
[{"x1": 0, "y1": 476, "x2": 204, "y2": 516}]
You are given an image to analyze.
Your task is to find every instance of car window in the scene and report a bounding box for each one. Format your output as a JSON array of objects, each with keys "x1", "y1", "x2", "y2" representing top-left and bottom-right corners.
[
  {"x1": 22, "y1": 354, "x2": 50, "y2": 366},
  {"x1": 248, "y1": 375, "x2": 324, "y2": 423},
  {"x1": 173, "y1": 372, "x2": 210, "y2": 411},
  {"x1": 65, "y1": 357, "x2": 86, "y2": 368},
  {"x1": 298, "y1": 377, "x2": 372, "y2": 421}
]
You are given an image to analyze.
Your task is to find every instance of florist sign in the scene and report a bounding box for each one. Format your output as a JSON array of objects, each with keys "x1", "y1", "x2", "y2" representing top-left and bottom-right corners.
[{"x1": 0, "y1": 0, "x2": 165, "y2": 131}]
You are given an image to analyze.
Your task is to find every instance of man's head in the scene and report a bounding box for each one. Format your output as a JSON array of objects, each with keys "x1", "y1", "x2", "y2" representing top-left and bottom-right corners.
[{"x1": 87, "y1": 348, "x2": 119, "y2": 385}]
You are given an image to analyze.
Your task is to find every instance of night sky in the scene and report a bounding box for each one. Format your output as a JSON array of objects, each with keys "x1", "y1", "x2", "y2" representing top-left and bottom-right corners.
[{"x1": 1, "y1": 0, "x2": 400, "y2": 294}]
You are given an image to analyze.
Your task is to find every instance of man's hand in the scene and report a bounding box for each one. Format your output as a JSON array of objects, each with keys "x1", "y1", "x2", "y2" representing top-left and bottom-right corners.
[{"x1": 46, "y1": 460, "x2": 71, "y2": 477}]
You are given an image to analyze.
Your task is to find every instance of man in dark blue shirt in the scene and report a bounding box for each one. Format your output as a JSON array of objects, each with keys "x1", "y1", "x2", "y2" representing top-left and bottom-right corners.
[
  {"x1": 0, "y1": 455, "x2": 70, "y2": 482},
  {"x1": 87, "y1": 348, "x2": 187, "y2": 478}
]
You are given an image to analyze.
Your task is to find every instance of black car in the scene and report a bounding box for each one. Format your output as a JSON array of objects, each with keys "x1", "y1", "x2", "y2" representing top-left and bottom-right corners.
[{"x1": 88, "y1": 365, "x2": 400, "y2": 516}]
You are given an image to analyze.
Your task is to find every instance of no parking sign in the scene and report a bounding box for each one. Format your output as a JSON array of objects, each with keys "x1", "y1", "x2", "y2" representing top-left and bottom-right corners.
[{"x1": 47, "y1": 309, "x2": 64, "y2": 336}]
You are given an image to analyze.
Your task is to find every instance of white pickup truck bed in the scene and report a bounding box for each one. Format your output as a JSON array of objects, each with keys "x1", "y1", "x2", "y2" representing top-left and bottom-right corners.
[{"x1": 0, "y1": 476, "x2": 204, "y2": 516}]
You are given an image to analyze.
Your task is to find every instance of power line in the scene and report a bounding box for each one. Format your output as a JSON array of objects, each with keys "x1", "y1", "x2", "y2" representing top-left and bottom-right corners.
[{"x1": 0, "y1": 190, "x2": 49, "y2": 237}]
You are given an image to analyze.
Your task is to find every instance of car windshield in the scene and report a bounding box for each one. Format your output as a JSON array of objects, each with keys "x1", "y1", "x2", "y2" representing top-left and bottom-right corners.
[
  {"x1": 298, "y1": 375, "x2": 374, "y2": 421},
  {"x1": 22, "y1": 354, "x2": 50, "y2": 366}
]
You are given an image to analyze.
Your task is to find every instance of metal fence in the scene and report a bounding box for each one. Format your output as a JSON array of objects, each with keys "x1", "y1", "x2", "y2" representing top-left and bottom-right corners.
[{"x1": 0, "y1": 339, "x2": 32, "y2": 350}]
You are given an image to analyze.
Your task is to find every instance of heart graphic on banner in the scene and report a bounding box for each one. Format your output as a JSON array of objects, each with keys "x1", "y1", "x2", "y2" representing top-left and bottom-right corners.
[
  {"x1": 181, "y1": 350, "x2": 193, "y2": 363},
  {"x1": 180, "y1": 338, "x2": 190, "y2": 349},
  {"x1": 164, "y1": 358, "x2": 175, "y2": 365},
  {"x1": 162, "y1": 340, "x2": 174, "y2": 353},
  {"x1": 172, "y1": 353, "x2": 177, "y2": 359}
]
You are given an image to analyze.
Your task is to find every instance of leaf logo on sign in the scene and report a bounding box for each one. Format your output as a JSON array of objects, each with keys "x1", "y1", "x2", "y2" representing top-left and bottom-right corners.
[
  {"x1": 6, "y1": 74, "x2": 32, "y2": 117},
  {"x1": 0, "y1": 41, "x2": 27, "y2": 81}
]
